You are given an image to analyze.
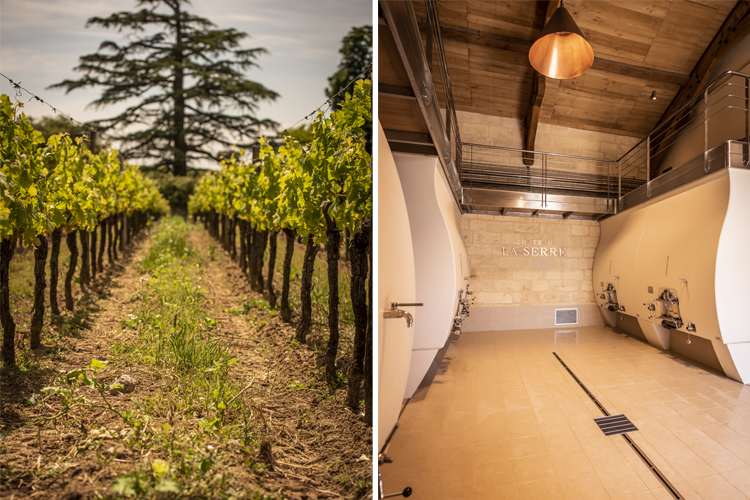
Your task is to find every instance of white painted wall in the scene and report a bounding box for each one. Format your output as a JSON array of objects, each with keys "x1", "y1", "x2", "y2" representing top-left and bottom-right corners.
[{"x1": 377, "y1": 123, "x2": 417, "y2": 451}]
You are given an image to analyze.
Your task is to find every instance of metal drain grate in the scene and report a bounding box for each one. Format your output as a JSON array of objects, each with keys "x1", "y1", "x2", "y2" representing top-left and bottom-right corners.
[
  {"x1": 554, "y1": 353, "x2": 680, "y2": 499},
  {"x1": 594, "y1": 414, "x2": 638, "y2": 436}
]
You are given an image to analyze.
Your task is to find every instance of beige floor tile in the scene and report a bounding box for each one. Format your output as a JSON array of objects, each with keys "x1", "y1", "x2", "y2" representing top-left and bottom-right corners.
[
  {"x1": 611, "y1": 491, "x2": 658, "y2": 500},
  {"x1": 726, "y1": 417, "x2": 750, "y2": 440},
  {"x1": 476, "y1": 416, "x2": 509, "y2": 442},
  {"x1": 649, "y1": 489, "x2": 677, "y2": 500},
  {"x1": 705, "y1": 406, "x2": 745, "y2": 424},
  {"x1": 558, "y1": 471, "x2": 611, "y2": 500},
  {"x1": 475, "y1": 439, "x2": 513, "y2": 465},
  {"x1": 507, "y1": 418, "x2": 543, "y2": 440},
  {"x1": 513, "y1": 454, "x2": 556, "y2": 484},
  {"x1": 685, "y1": 395, "x2": 720, "y2": 411},
  {"x1": 473, "y1": 458, "x2": 515, "y2": 491},
  {"x1": 688, "y1": 474, "x2": 748, "y2": 500},
  {"x1": 516, "y1": 479, "x2": 565, "y2": 500},
  {"x1": 656, "y1": 414, "x2": 697, "y2": 433},
  {"x1": 663, "y1": 397, "x2": 699, "y2": 414},
  {"x1": 641, "y1": 402, "x2": 679, "y2": 419},
  {"x1": 509, "y1": 435, "x2": 548, "y2": 458},
  {"x1": 542, "y1": 429, "x2": 583, "y2": 453},
  {"x1": 593, "y1": 462, "x2": 652, "y2": 498},
  {"x1": 677, "y1": 428, "x2": 746, "y2": 473},
  {"x1": 472, "y1": 482, "x2": 518, "y2": 500},
  {"x1": 549, "y1": 447, "x2": 594, "y2": 476},
  {"x1": 681, "y1": 410, "x2": 721, "y2": 427},
  {"x1": 663, "y1": 480, "x2": 704, "y2": 500},
  {"x1": 721, "y1": 466, "x2": 750, "y2": 495},
  {"x1": 424, "y1": 463, "x2": 475, "y2": 499},
  {"x1": 390, "y1": 326, "x2": 750, "y2": 500},
  {"x1": 650, "y1": 390, "x2": 681, "y2": 403}
]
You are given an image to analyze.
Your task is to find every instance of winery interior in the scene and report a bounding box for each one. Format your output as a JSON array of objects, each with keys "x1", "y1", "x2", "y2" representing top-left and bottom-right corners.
[{"x1": 377, "y1": 1, "x2": 750, "y2": 499}]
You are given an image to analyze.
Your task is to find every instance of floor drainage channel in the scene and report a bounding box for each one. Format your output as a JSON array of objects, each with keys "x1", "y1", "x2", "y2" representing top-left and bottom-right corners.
[{"x1": 552, "y1": 352, "x2": 682, "y2": 500}]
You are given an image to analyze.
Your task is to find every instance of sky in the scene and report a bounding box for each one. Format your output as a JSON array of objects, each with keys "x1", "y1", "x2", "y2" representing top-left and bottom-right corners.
[{"x1": 0, "y1": 0, "x2": 372, "y2": 137}]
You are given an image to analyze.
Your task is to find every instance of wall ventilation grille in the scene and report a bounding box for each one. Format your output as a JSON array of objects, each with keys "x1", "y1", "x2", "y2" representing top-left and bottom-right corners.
[{"x1": 555, "y1": 308, "x2": 578, "y2": 325}]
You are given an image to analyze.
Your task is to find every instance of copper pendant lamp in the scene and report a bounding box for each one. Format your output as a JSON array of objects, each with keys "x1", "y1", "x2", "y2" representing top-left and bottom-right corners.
[{"x1": 529, "y1": 0, "x2": 594, "y2": 79}]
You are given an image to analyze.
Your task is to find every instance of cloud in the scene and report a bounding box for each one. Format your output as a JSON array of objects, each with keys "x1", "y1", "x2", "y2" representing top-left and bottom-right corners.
[{"x1": 1, "y1": 0, "x2": 372, "y2": 129}]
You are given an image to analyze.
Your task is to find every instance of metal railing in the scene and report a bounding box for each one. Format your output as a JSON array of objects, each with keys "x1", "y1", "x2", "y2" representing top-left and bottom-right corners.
[
  {"x1": 618, "y1": 70, "x2": 750, "y2": 202},
  {"x1": 459, "y1": 70, "x2": 750, "y2": 214},
  {"x1": 462, "y1": 143, "x2": 633, "y2": 209},
  {"x1": 422, "y1": 0, "x2": 463, "y2": 183}
]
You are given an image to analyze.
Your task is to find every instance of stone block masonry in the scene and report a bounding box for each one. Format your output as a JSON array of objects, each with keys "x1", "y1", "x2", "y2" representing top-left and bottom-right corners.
[{"x1": 462, "y1": 213, "x2": 604, "y2": 331}]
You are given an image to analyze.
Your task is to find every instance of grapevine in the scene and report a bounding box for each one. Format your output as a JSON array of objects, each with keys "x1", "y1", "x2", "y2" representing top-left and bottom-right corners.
[
  {"x1": 0, "y1": 94, "x2": 168, "y2": 366},
  {"x1": 189, "y1": 79, "x2": 372, "y2": 415}
]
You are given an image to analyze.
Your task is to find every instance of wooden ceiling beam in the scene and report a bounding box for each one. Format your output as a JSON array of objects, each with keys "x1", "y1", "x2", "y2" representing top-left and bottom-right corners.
[
  {"x1": 430, "y1": 22, "x2": 690, "y2": 86},
  {"x1": 523, "y1": 1, "x2": 556, "y2": 166},
  {"x1": 524, "y1": 71, "x2": 546, "y2": 165},
  {"x1": 650, "y1": 1, "x2": 750, "y2": 177}
]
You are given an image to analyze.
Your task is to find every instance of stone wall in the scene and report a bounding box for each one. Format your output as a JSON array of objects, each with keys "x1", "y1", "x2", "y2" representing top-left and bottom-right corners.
[
  {"x1": 454, "y1": 109, "x2": 639, "y2": 331},
  {"x1": 461, "y1": 213, "x2": 604, "y2": 331}
]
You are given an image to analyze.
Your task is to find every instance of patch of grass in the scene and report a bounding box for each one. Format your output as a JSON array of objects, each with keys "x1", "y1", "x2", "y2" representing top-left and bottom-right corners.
[{"x1": 100, "y1": 217, "x2": 278, "y2": 498}]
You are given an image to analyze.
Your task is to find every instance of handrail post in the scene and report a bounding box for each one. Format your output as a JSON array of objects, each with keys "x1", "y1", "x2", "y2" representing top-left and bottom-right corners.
[
  {"x1": 646, "y1": 136, "x2": 650, "y2": 184},
  {"x1": 745, "y1": 75, "x2": 749, "y2": 165},
  {"x1": 543, "y1": 154, "x2": 547, "y2": 207},
  {"x1": 704, "y1": 87, "x2": 710, "y2": 172},
  {"x1": 618, "y1": 159, "x2": 621, "y2": 213}
]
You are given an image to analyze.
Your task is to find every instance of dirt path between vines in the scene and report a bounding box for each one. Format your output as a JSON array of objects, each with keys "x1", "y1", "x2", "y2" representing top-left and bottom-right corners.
[
  {"x1": 187, "y1": 226, "x2": 372, "y2": 500},
  {"x1": 1, "y1": 222, "x2": 372, "y2": 500},
  {"x1": 2, "y1": 230, "x2": 157, "y2": 499}
]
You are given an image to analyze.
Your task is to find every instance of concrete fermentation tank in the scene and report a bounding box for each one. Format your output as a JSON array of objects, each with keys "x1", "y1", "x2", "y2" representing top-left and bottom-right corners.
[
  {"x1": 393, "y1": 153, "x2": 469, "y2": 397},
  {"x1": 593, "y1": 167, "x2": 750, "y2": 383}
]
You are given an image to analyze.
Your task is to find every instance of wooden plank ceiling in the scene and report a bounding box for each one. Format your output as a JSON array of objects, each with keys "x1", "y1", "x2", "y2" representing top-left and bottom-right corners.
[{"x1": 405, "y1": 0, "x2": 738, "y2": 138}]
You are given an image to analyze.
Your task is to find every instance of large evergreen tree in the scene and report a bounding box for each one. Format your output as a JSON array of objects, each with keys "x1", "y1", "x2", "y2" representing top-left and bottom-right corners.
[
  {"x1": 326, "y1": 25, "x2": 372, "y2": 155},
  {"x1": 49, "y1": 0, "x2": 279, "y2": 176},
  {"x1": 325, "y1": 26, "x2": 372, "y2": 110}
]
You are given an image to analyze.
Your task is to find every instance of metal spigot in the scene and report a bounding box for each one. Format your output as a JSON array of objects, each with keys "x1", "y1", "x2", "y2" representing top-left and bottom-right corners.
[{"x1": 383, "y1": 303, "x2": 423, "y2": 328}]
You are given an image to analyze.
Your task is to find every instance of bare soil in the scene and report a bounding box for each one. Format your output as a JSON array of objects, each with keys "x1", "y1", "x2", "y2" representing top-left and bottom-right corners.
[{"x1": 1, "y1": 223, "x2": 372, "y2": 499}]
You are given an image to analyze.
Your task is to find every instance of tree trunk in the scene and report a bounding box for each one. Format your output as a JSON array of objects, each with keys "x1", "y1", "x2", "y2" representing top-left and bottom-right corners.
[
  {"x1": 347, "y1": 225, "x2": 369, "y2": 409},
  {"x1": 267, "y1": 230, "x2": 278, "y2": 308},
  {"x1": 90, "y1": 224, "x2": 98, "y2": 281},
  {"x1": 295, "y1": 237, "x2": 318, "y2": 344},
  {"x1": 108, "y1": 215, "x2": 116, "y2": 263},
  {"x1": 239, "y1": 220, "x2": 247, "y2": 273},
  {"x1": 50, "y1": 227, "x2": 62, "y2": 316},
  {"x1": 30, "y1": 234, "x2": 48, "y2": 349},
  {"x1": 221, "y1": 215, "x2": 230, "y2": 251},
  {"x1": 97, "y1": 218, "x2": 106, "y2": 273},
  {"x1": 280, "y1": 228, "x2": 295, "y2": 323},
  {"x1": 230, "y1": 217, "x2": 237, "y2": 260},
  {"x1": 64, "y1": 230, "x2": 78, "y2": 311},
  {"x1": 248, "y1": 224, "x2": 258, "y2": 289},
  {"x1": 1, "y1": 237, "x2": 17, "y2": 366},
  {"x1": 323, "y1": 206, "x2": 341, "y2": 387},
  {"x1": 253, "y1": 229, "x2": 268, "y2": 293},
  {"x1": 80, "y1": 230, "x2": 90, "y2": 289},
  {"x1": 120, "y1": 213, "x2": 128, "y2": 249},
  {"x1": 343, "y1": 227, "x2": 350, "y2": 262},
  {"x1": 172, "y1": 7, "x2": 188, "y2": 177},
  {"x1": 364, "y1": 222, "x2": 373, "y2": 426}
]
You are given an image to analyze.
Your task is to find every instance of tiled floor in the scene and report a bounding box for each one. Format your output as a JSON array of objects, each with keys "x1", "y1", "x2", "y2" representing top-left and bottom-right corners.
[{"x1": 380, "y1": 326, "x2": 750, "y2": 500}]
